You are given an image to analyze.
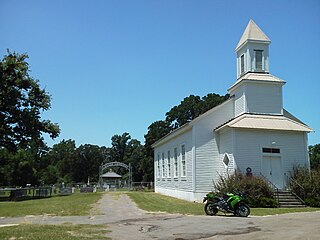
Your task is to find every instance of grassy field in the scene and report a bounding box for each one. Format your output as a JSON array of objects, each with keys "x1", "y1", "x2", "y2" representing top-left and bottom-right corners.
[
  {"x1": 127, "y1": 191, "x2": 203, "y2": 215},
  {"x1": 0, "y1": 192, "x2": 102, "y2": 217},
  {"x1": 127, "y1": 191, "x2": 320, "y2": 216},
  {"x1": 1, "y1": 191, "x2": 319, "y2": 218},
  {"x1": 0, "y1": 223, "x2": 110, "y2": 240}
]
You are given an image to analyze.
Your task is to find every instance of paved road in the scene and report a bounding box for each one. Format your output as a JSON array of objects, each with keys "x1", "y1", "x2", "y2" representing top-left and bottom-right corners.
[{"x1": 1, "y1": 193, "x2": 320, "y2": 240}]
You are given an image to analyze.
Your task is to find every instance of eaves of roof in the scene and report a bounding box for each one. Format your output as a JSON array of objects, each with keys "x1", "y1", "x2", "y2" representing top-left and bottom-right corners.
[
  {"x1": 215, "y1": 113, "x2": 312, "y2": 133},
  {"x1": 228, "y1": 72, "x2": 285, "y2": 92},
  {"x1": 152, "y1": 97, "x2": 234, "y2": 148}
]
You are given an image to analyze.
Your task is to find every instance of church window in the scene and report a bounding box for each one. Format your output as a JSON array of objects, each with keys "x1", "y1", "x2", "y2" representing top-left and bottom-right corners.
[
  {"x1": 181, "y1": 144, "x2": 186, "y2": 177},
  {"x1": 174, "y1": 147, "x2": 178, "y2": 178},
  {"x1": 240, "y1": 54, "x2": 245, "y2": 74},
  {"x1": 162, "y1": 152, "x2": 166, "y2": 178},
  {"x1": 167, "y1": 150, "x2": 171, "y2": 178},
  {"x1": 157, "y1": 153, "x2": 160, "y2": 178},
  {"x1": 255, "y1": 50, "x2": 263, "y2": 71},
  {"x1": 262, "y1": 148, "x2": 280, "y2": 154},
  {"x1": 223, "y1": 153, "x2": 230, "y2": 167}
]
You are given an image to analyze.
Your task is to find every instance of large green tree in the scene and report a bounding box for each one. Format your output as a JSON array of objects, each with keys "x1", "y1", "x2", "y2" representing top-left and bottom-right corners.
[
  {"x1": 142, "y1": 121, "x2": 172, "y2": 182},
  {"x1": 166, "y1": 95, "x2": 202, "y2": 129},
  {"x1": 0, "y1": 146, "x2": 41, "y2": 186},
  {"x1": 144, "y1": 120, "x2": 172, "y2": 156},
  {"x1": 309, "y1": 144, "x2": 320, "y2": 170},
  {"x1": 110, "y1": 132, "x2": 131, "y2": 163},
  {"x1": 38, "y1": 139, "x2": 77, "y2": 184},
  {"x1": 73, "y1": 144, "x2": 106, "y2": 183},
  {"x1": 0, "y1": 51, "x2": 60, "y2": 151},
  {"x1": 165, "y1": 93, "x2": 229, "y2": 129}
]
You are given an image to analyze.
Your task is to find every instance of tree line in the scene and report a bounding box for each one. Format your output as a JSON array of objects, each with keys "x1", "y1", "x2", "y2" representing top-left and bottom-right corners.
[
  {"x1": 0, "y1": 51, "x2": 229, "y2": 186},
  {"x1": 1, "y1": 51, "x2": 319, "y2": 187}
]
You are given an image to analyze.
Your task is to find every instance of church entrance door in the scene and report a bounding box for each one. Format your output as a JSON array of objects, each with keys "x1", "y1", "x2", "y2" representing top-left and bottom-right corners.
[{"x1": 262, "y1": 156, "x2": 284, "y2": 189}]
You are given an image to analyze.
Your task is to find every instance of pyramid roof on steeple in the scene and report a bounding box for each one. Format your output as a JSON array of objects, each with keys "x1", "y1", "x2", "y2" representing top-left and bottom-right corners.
[{"x1": 235, "y1": 19, "x2": 271, "y2": 51}]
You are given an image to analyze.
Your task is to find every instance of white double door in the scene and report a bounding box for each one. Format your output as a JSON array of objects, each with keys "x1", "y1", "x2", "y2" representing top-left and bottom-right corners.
[{"x1": 262, "y1": 156, "x2": 284, "y2": 189}]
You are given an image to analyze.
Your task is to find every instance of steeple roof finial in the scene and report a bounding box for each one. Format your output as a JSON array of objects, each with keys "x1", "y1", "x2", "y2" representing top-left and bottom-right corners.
[{"x1": 235, "y1": 19, "x2": 271, "y2": 51}]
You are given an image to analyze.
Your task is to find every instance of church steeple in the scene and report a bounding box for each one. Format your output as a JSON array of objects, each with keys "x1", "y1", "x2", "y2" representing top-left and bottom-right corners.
[
  {"x1": 229, "y1": 20, "x2": 286, "y2": 117},
  {"x1": 235, "y1": 20, "x2": 271, "y2": 78}
]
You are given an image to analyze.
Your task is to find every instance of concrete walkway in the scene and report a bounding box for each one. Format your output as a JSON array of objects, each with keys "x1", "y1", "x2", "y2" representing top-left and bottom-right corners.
[{"x1": 1, "y1": 193, "x2": 320, "y2": 240}]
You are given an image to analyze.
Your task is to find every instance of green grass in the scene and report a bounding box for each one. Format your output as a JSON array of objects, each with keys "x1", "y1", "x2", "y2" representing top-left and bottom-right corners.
[
  {"x1": 0, "y1": 192, "x2": 102, "y2": 217},
  {"x1": 250, "y1": 207, "x2": 320, "y2": 216},
  {"x1": 0, "y1": 223, "x2": 110, "y2": 240},
  {"x1": 127, "y1": 192, "x2": 320, "y2": 216},
  {"x1": 127, "y1": 192, "x2": 204, "y2": 215}
]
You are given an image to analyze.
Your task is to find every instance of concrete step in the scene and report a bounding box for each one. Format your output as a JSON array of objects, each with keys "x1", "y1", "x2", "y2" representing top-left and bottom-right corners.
[
  {"x1": 278, "y1": 198, "x2": 302, "y2": 202},
  {"x1": 274, "y1": 191, "x2": 306, "y2": 208},
  {"x1": 279, "y1": 204, "x2": 306, "y2": 208}
]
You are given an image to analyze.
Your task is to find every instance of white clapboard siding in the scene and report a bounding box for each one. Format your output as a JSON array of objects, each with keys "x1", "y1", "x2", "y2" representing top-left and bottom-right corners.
[
  {"x1": 218, "y1": 128, "x2": 236, "y2": 176},
  {"x1": 233, "y1": 85, "x2": 246, "y2": 116},
  {"x1": 234, "y1": 129, "x2": 309, "y2": 176},
  {"x1": 193, "y1": 100, "x2": 234, "y2": 192},
  {"x1": 246, "y1": 83, "x2": 282, "y2": 115},
  {"x1": 154, "y1": 129, "x2": 193, "y2": 192}
]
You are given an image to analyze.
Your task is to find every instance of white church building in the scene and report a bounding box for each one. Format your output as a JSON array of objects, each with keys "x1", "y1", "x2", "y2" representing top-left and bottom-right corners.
[{"x1": 152, "y1": 20, "x2": 312, "y2": 202}]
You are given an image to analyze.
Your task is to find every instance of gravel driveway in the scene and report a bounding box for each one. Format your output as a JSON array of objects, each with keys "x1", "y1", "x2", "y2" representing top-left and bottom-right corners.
[{"x1": 1, "y1": 193, "x2": 319, "y2": 240}]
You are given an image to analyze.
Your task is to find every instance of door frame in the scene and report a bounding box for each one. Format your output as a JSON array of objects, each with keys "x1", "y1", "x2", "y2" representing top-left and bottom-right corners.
[{"x1": 260, "y1": 145, "x2": 284, "y2": 189}]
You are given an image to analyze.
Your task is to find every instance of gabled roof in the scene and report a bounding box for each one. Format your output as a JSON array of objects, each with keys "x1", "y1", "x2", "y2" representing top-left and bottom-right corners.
[
  {"x1": 215, "y1": 113, "x2": 312, "y2": 132},
  {"x1": 152, "y1": 97, "x2": 234, "y2": 148},
  {"x1": 228, "y1": 72, "x2": 285, "y2": 92},
  {"x1": 101, "y1": 172, "x2": 122, "y2": 178},
  {"x1": 236, "y1": 19, "x2": 271, "y2": 51}
]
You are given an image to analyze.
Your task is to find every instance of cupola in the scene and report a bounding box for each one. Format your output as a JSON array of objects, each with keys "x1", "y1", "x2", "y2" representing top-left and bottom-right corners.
[
  {"x1": 229, "y1": 20, "x2": 286, "y2": 117},
  {"x1": 235, "y1": 19, "x2": 271, "y2": 78}
]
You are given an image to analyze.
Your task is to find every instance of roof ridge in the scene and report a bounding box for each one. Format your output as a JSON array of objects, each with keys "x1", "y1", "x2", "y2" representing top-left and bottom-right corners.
[{"x1": 236, "y1": 19, "x2": 270, "y2": 51}]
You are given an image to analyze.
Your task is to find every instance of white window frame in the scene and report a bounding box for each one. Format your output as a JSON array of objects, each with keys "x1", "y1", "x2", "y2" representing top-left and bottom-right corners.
[
  {"x1": 162, "y1": 152, "x2": 166, "y2": 178},
  {"x1": 181, "y1": 144, "x2": 186, "y2": 177},
  {"x1": 240, "y1": 54, "x2": 245, "y2": 74},
  {"x1": 254, "y1": 49, "x2": 263, "y2": 71},
  {"x1": 167, "y1": 150, "x2": 171, "y2": 178},
  {"x1": 222, "y1": 153, "x2": 230, "y2": 168},
  {"x1": 157, "y1": 153, "x2": 160, "y2": 178},
  {"x1": 174, "y1": 147, "x2": 178, "y2": 178},
  {"x1": 262, "y1": 147, "x2": 281, "y2": 156}
]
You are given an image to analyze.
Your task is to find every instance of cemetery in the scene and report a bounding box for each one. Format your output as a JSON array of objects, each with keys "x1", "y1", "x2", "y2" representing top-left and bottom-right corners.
[{"x1": 0, "y1": 187, "x2": 52, "y2": 201}]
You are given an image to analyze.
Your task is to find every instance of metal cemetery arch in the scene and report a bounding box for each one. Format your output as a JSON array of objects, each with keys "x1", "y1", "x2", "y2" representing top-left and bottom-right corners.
[{"x1": 99, "y1": 162, "x2": 132, "y2": 189}]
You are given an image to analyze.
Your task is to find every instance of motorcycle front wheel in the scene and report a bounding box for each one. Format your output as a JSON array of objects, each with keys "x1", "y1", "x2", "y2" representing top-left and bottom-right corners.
[
  {"x1": 204, "y1": 203, "x2": 218, "y2": 216},
  {"x1": 235, "y1": 203, "x2": 250, "y2": 217}
]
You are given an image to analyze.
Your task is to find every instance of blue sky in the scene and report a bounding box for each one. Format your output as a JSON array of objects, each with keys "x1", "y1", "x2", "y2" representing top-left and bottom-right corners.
[{"x1": 1, "y1": 0, "x2": 319, "y2": 147}]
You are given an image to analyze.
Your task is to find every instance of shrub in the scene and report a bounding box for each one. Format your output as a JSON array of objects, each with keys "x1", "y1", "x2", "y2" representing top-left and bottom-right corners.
[
  {"x1": 289, "y1": 166, "x2": 320, "y2": 207},
  {"x1": 213, "y1": 172, "x2": 277, "y2": 207}
]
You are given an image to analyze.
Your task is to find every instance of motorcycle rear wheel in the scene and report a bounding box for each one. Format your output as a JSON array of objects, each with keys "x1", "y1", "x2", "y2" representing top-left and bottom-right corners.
[
  {"x1": 235, "y1": 203, "x2": 250, "y2": 217},
  {"x1": 204, "y1": 203, "x2": 218, "y2": 216}
]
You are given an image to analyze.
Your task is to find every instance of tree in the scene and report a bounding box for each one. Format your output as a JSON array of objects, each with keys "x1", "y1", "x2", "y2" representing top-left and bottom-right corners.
[
  {"x1": 39, "y1": 139, "x2": 77, "y2": 183},
  {"x1": 166, "y1": 95, "x2": 202, "y2": 129},
  {"x1": 143, "y1": 121, "x2": 172, "y2": 182},
  {"x1": 0, "y1": 147, "x2": 39, "y2": 186},
  {"x1": 73, "y1": 144, "x2": 105, "y2": 183},
  {"x1": 124, "y1": 139, "x2": 146, "y2": 182},
  {"x1": 165, "y1": 93, "x2": 229, "y2": 129},
  {"x1": 144, "y1": 120, "x2": 172, "y2": 156},
  {"x1": 0, "y1": 51, "x2": 60, "y2": 151},
  {"x1": 309, "y1": 144, "x2": 320, "y2": 170},
  {"x1": 143, "y1": 93, "x2": 229, "y2": 182},
  {"x1": 201, "y1": 93, "x2": 230, "y2": 113},
  {"x1": 110, "y1": 132, "x2": 131, "y2": 163}
]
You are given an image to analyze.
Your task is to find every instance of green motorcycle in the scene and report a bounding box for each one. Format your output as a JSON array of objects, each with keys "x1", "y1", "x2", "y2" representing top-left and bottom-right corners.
[{"x1": 203, "y1": 191, "x2": 250, "y2": 217}]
